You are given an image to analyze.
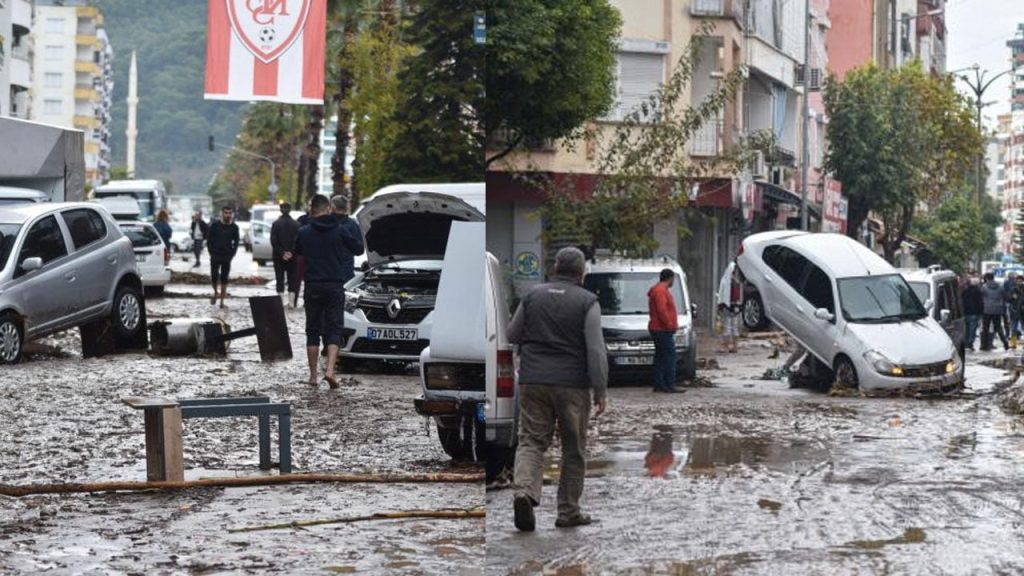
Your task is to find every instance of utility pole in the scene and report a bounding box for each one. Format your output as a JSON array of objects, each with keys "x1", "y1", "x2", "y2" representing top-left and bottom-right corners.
[
  {"x1": 207, "y1": 137, "x2": 279, "y2": 203},
  {"x1": 800, "y1": 0, "x2": 810, "y2": 231}
]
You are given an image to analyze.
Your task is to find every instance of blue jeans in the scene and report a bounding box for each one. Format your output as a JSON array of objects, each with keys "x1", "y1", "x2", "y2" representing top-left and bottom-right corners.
[
  {"x1": 651, "y1": 331, "x2": 677, "y2": 391},
  {"x1": 965, "y1": 315, "x2": 979, "y2": 349}
]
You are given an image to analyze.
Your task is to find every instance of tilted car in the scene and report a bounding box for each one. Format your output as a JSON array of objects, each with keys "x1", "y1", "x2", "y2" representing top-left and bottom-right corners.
[
  {"x1": 339, "y1": 189, "x2": 486, "y2": 367},
  {"x1": 414, "y1": 222, "x2": 487, "y2": 464},
  {"x1": 736, "y1": 231, "x2": 961, "y2": 392},
  {"x1": 0, "y1": 203, "x2": 147, "y2": 363},
  {"x1": 118, "y1": 221, "x2": 171, "y2": 294},
  {"x1": 583, "y1": 256, "x2": 698, "y2": 382}
]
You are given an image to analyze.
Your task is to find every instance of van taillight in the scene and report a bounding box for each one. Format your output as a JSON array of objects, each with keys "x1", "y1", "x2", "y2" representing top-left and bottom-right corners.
[{"x1": 497, "y1": 349, "x2": 514, "y2": 398}]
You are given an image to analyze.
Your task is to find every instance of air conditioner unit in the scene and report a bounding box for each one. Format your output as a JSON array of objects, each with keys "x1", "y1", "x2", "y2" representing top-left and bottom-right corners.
[
  {"x1": 809, "y1": 68, "x2": 822, "y2": 91},
  {"x1": 752, "y1": 150, "x2": 767, "y2": 178}
]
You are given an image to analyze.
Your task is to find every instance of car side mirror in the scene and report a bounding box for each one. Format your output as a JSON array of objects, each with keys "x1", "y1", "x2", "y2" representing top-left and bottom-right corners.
[
  {"x1": 924, "y1": 298, "x2": 934, "y2": 312},
  {"x1": 940, "y1": 309, "x2": 951, "y2": 324},
  {"x1": 814, "y1": 308, "x2": 835, "y2": 322},
  {"x1": 20, "y1": 257, "x2": 42, "y2": 273}
]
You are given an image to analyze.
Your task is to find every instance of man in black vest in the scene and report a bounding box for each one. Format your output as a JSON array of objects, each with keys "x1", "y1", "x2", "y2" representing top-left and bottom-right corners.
[{"x1": 508, "y1": 246, "x2": 608, "y2": 531}]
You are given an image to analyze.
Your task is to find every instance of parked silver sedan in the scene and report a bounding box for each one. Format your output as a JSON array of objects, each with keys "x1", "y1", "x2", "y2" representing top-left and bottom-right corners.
[{"x1": 0, "y1": 203, "x2": 147, "y2": 363}]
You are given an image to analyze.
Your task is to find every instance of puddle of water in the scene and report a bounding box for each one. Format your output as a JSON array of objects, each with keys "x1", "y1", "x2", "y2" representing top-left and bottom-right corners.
[
  {"x1": 842, "y1": 527, "x2": 926, "y2": 550},
  {"x1": 580, "y1": 429, "x2": 830, "y2": 479}
]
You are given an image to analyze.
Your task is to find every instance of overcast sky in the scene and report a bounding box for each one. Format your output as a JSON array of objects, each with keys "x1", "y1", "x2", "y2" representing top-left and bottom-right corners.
[{"x1": 946, "y1": 0, "x2": 1024, "y2": 129}]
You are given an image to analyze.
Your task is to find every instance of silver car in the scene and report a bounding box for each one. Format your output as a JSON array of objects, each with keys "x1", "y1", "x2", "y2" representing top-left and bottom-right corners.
[{"x1": 0, "y1": 203, "x2": 147, "y2": 363}]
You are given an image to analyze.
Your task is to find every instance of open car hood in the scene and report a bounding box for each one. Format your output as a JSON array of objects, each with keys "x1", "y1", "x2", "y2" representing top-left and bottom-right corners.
[{"x1": 357, "y1": 192, "x2": 485, "y2": 266}]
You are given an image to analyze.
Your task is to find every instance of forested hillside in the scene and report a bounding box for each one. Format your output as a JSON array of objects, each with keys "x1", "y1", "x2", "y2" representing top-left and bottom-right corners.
[{"x1": 93, "y1": 0, "x2": 245, "y2": 195}]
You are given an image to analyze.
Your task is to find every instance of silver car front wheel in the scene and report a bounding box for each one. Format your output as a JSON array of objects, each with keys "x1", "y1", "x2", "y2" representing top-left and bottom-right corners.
[
  {"x1": 0, "y1": 316, "x2": 23, "y2": 364},
  {"x1": 119, "y1": 293, "x2": 141, "y2": 332}
]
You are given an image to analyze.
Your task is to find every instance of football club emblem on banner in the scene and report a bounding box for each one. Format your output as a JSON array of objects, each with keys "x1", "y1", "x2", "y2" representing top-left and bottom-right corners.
[{"x1": 205, "y1": 0, "x2": 326, "y2": 105}]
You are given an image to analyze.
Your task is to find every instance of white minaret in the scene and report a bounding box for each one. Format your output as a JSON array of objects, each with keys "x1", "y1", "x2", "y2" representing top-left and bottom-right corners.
[{"x1": 126, "y1": 50, "x2": 138, "y2": 178}]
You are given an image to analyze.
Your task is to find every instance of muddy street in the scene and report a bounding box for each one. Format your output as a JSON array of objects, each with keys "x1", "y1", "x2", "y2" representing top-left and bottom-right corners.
[
  {"x1": 486, "y1": 335, "x2": 1024, "y2": 575},
  {"x1": 0, "y1": 252, "x2": 484, "y2": 574}
]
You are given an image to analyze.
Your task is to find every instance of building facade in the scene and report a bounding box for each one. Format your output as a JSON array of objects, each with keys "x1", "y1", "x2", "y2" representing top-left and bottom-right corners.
[
  {"x1": 31, "y1": 1, "x2": 112, "y2": 188},
  {"x1": 0, "y1": 0, "x2": 34, "y2": 118}
]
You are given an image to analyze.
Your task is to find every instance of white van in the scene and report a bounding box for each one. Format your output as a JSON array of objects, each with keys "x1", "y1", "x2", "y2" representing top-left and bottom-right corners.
[
  {"x1": 414, "y1": 222, "x2": 486, "y2": 462},
  {"x1": 484, "y1": 249, "x2": 516, "y2": 482}
]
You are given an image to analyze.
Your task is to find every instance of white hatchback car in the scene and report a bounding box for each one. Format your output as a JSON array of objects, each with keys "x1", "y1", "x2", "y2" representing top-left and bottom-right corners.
[
  {"x1": 117, "y1": 221, "x2": 171, "y2": 293},
  {"x1": 736, "y1": 231, "x2": 961, "y2": 392}
]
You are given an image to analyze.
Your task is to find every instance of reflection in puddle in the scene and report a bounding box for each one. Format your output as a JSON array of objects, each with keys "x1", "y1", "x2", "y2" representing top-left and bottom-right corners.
[{"x1": 584, "y1": 429, "x2": 829, "y2": 479}]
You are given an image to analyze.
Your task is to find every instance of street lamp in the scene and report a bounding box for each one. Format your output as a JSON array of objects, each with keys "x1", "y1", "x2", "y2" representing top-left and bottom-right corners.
[{"x1": 207, "y1": 136, "x2": 279, "y2": 203}]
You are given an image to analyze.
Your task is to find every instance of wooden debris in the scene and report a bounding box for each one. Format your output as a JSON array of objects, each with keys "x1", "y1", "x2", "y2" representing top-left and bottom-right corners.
[{"x1": 228, "y1": 507, "x2": 485, "y2": 533}]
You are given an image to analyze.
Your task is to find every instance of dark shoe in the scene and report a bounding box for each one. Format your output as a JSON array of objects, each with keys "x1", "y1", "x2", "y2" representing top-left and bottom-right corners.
[
  {"x1": 555, "y1": 513, "x2": 594, "y2": 528},
  {"x1": 513, "y1": 495, "x2": 535, "y2": 532},
  {"x1": 657, "y1": 386, "x2": 685, "y2": 394}
]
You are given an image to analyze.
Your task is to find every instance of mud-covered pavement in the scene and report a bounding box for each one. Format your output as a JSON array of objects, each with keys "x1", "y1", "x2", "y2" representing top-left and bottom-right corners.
[
  {"x1": 486, "y1": 334, "x2": 1024, "y2": 575},
  {"x1": 0, "y1": 251, "x2": 483, "y2": 574}
]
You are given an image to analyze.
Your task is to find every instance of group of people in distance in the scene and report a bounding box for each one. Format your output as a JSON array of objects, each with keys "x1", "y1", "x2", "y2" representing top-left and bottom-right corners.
[{"x1": 181, "y1": 196, "x2": 364, "y2": 388}]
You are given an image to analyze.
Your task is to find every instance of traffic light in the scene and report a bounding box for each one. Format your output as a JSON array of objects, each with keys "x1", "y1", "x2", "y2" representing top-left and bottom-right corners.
[{"x1": 208, "y1": 136, "x2": 215, "y2": 152}]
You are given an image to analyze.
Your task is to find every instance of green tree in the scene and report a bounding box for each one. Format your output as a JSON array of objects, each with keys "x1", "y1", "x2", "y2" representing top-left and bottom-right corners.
[
  {"x1": 484, "y1": 0, "x2": 621, "y2": 166},
  {"x1": 915, "y1": 190, "x2": 998, "y2": 273},
  {"x1": 381, "y1": 0, "x2": 484, "y2": 184},
  {"x1": 824, "y1": 62, "x2": 983, "y2": 262},
  {"x1": 537, "y1": 22, "x2": 746, "y2": 257}
]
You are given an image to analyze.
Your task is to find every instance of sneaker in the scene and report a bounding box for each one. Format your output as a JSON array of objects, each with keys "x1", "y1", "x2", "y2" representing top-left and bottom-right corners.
[
  {"x1": 513, "y1": 495, "x2": 535, "y2": 532},
  {"x1": 555, "y1": 513, "x2": 594, "y2": 528}
]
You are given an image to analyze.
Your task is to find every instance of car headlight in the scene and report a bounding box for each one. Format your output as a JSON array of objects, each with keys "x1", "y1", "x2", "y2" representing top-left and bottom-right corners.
[
  {"x1": 947, "y1": 347, "x2": 961, "y2": 374},
  {"x1": 864, "y1": 350, "x2": 903, "y2": 376},
  {"x1": 674, "y1": 328, "x2": 690, "y2": 347},
  {"x1": 343, "y1": 292, "x2": 359, "y2": 313}
]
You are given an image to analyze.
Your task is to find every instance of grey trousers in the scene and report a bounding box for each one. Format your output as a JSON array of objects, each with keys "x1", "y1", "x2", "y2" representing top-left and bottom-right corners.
[{"x1": 513, "y1": 384, "x2": 592, "y2": 520}]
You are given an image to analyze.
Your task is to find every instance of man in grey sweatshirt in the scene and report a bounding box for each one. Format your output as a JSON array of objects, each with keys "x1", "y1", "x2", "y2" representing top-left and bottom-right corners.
[
  {"x1": 508, "y1": 246, "x2": 608, "y2": 532},
  {"x1": 981, "y1": 272, "x2": 1008, "y2": 351}
]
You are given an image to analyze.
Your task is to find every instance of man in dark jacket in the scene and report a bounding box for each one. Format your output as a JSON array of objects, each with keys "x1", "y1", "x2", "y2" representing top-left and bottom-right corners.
[
  {"x1": 962, "y1": 273, "x2": 983, "y2": 351},
  {"x1": 508, "y1": 246, "x2": 608, "y2": 532},
  {"x1": 271, "y1": 203, "x2": 301, "y2": 307},
  {"x1": 981, "y1": 273, "x2": 1008, "y2": 351},
  {"x1": 190, "y1": 211, "x2": 209, "y2": 268},
  {"x1": 294, "y1": 194, "x2": 364, "y2": 388},
  {"x1": 207, "y1": 205, "x2": 240, "y2": 308}
]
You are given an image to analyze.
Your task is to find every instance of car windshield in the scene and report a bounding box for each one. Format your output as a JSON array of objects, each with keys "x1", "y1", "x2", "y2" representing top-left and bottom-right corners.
[
  {"x1": 838, "y1": 274, "x2": 927, "y2": 323},
  {"x1": 0, "y1": 224, "x2": 22, "y2": 269},
  {"x1": 908, "y1": 281, "x2": 930, "y2": 306},
  {"x1": 120, "y1": 224, "x2": 162, "y2": 248},
  {"x1": 584, "y1": 272, "x2": 687, "y2": 316}
]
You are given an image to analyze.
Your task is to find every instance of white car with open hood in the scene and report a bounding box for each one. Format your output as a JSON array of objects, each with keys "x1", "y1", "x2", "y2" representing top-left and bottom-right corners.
[
  {"x1": 736, "y1": 231, "x2": 962, "y2": 392},
  {"x1": 339, "y1": 186, "x2": 486, "y2": 365}
]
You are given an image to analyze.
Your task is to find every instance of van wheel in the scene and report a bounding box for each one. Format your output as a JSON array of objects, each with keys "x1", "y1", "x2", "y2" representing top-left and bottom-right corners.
[
  {"x1": 486, "y1": 444, "x2": 516, "y2": 484},
  {"x1": 112, "y1": 285, "x2": 145, "y2": 345},
  {"x1": 833, "y1": 356, "x2": 859, "y2": 389},
  {"x1": 0, "y1": 313, "x2": 23, "y2": 364},
  {"x1": 743, "y1": 291, "x2": 770, "y2": 330},
  {"x1": 437, "y1": 422, "x2": 473, "y2": 460}
]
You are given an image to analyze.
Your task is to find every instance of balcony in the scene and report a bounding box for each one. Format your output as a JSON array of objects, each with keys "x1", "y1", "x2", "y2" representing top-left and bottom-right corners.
[
  {"x1": 691, "y1": 119, "x2": 724, "y2": 156},
  {"x1": 12, "y1": 0, "x2": 33, "y2": 34},
  {"x1": 10, "y1": 56, "x2": 32, "y2": 91},
  {"x1": 75, "y1": 61, "x2": 101, "y2": 76},
  {"x1": 75, "y1": 87, "x2": 100, "y2": 102},
  {"x1": 76, "y1": 35, "x2": 102, "y2": 49},
  {"x1": 73, "y1": 115, "x2": 100, "y2": 130},
  {"x1": 691, "y1": 0, "x2": 744, "y2": 21}
]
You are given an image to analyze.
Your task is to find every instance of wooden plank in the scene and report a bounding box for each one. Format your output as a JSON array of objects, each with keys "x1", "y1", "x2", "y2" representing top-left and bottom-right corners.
[
  {"x1": 143, "y1": 408, "x2": 165, "y2": 482},
  {"x1": 122, "y1": 397, "x2": 179, "y2": 409},
  {"x1": 161, "y1": 407, "x2": 184, "y2": 482}
]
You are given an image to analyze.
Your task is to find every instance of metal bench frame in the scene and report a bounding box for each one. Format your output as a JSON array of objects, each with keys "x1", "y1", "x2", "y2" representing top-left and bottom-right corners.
[{"x1": 123, "y1": 396, "x2": 292, "y2": 482}]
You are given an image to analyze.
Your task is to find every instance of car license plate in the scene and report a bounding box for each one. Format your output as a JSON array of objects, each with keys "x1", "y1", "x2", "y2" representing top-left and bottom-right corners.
[
  {"x1": 135, "y1": 254, "x2": 146, "y2": 263},
  {"x1": 615, "y1": 356, "x2": 654, "y2": 366},
  {"x1": 367, "y1": 327, "x2": 417, "y2": 341}
]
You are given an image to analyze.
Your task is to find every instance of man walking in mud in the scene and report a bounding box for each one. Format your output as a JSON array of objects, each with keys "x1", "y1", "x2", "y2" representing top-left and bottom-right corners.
[
  {"x1": 294, "y1": 194, "x2": 363, "y2": 388},
  {"x1": 207, "y1": 205, "x2": 240, "y2": 308},
  {"x1": 508, "y1": 246, "x2": 608, "y2": 531}
]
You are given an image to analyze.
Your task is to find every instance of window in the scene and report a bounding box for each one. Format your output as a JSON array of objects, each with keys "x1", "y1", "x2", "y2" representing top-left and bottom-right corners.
[
  {"x1": 44, "y1": 72, "x2": 62, "y2": 88},
  {"x1": 802, "y1": 265, "x2": 835, "y2": 314},
  {"x1": 43, "y1": 99, "x2": 62, "y2": 115},
  {"x1": 118, "y1": 224, "x2": 162, "y2": 248},
  {"x1": 764, "y1": 245, "x2": 809, "y2": 289},
  {"x1": 584, "y1": 272, "x2": 688, "y2": 316},
  {"x1": 45, "y1": 17, "x2": 65, "y2": 33},
  {"x1": 937, "y1": 280, "x2": 961, "y2": 319},
  {"x1": 61, "y1": 209, "x2": 106, "y2": 250},
  {"x1": 45, "y1": 45, "x2": 63, "y2": 60},
  {"x1": 17, "y1": 215, "x2": 68, "y2": 274},
  {"x1": 607, "y1": 52, "x2": 664, "y2": 122}
]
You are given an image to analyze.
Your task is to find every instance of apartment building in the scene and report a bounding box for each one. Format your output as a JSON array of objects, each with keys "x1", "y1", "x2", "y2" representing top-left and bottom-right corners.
[
  {"x1": 0, "y1": 0, "x2": 34, "y2": 118},
  {"x1": 31, "y1": 0, "x2": 112, "y2": 188}
]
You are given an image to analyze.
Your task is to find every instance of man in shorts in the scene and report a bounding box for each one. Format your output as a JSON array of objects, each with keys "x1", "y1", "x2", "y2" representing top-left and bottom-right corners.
[{"x1": 207, "y1": 205, "x2": 240, "y2": 308}]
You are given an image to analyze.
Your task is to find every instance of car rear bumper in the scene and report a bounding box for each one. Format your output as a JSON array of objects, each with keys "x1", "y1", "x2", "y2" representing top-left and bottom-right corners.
[{"x1": 141, "y1": 268, "x2": 171, "y2": 287}]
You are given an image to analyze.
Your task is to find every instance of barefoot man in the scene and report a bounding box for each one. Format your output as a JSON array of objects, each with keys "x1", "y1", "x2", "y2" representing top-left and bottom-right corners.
[{"x1": 294, "y1": 194, "x2": 364, "y2": 388}]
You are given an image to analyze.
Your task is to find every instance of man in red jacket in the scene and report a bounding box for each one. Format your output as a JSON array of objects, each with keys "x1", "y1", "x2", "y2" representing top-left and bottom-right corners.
[{"x1": 648, "y1": 269, "x2": 682, "y2": 393}]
